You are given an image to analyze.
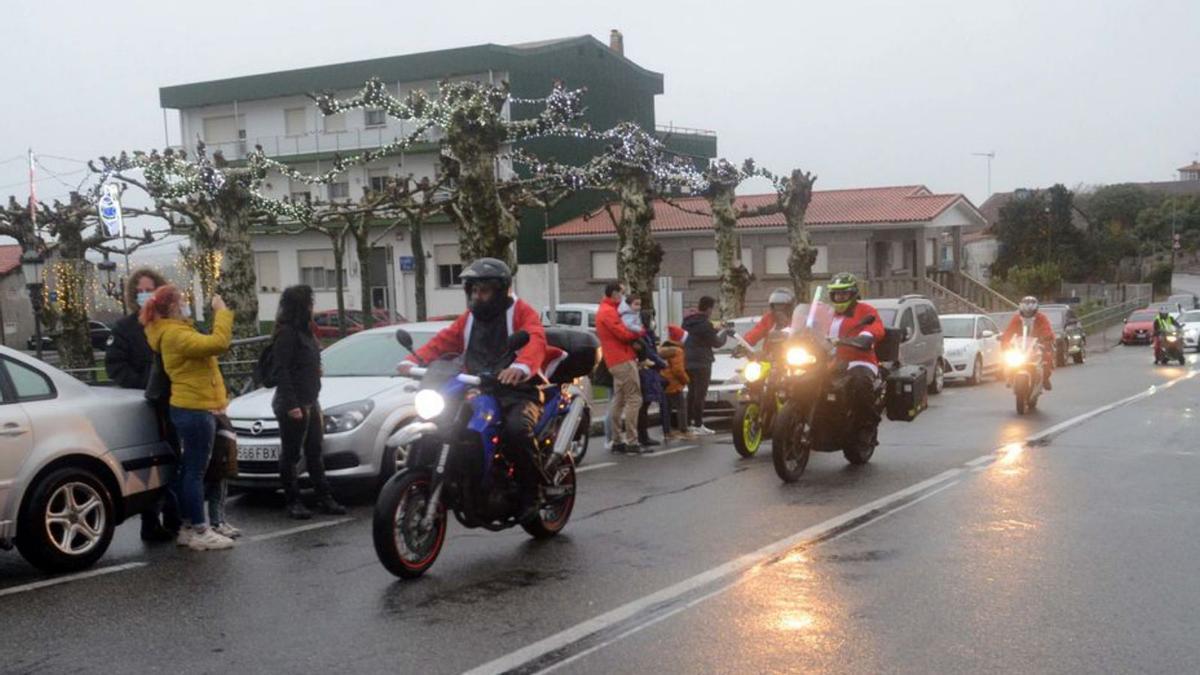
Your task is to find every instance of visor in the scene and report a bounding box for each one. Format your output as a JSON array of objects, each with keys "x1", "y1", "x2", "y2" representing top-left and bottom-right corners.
[{"x1": 829, "y1": 289, "x2": 855, "y2": 303}]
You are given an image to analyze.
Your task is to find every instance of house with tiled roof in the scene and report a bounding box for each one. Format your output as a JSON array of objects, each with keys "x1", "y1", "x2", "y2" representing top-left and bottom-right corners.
[
  {"x1": 0, "y1": 244, "x2": 36, "y2": 348},
  {"x1": 545, "y1": 185, "x2": 991, "y2": 315}
]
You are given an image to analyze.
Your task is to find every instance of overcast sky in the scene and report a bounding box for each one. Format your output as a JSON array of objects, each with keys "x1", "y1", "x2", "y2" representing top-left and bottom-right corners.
[{"x1": 2, "y1": 0, "x2": 1198, "y2": 222}]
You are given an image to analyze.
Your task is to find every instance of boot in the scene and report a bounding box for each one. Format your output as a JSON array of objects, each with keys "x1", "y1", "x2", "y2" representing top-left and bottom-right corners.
[
  {"x1": 315, "y1": 494, "x2": 348, "y2": 516},
  {"x1": 286, "y1": 500, "x2": 313, "y2": 520},
  {"x1": 140, "y1": 514, "x2": 175, "y2": 543}
]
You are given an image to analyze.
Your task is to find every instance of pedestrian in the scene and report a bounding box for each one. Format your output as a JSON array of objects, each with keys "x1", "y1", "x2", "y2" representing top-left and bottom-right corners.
[
  {"x1": 682, "y1": 296, "x2": 733, "y2": 436},
  {"x1": 272, "y1": 285, "x2": 347, "y2": 519},
  {"x1": 596, "y1": 282, "x2": 646, "y2": 454},
  {"x1": 659, "y1": 326, "x2": 691, "y2": 440},
  {"x1": 142, "y1": 285, "x2": 236, "y2": 551},
  {"x1": 205, "y1": 415, "x2": 240, "y2": 538},
  {"x1": 104, "y1": 267, "x2": 180, "y2": 542},
  {"x1": 634, "y1": 305, "x2": 668, "y2": 448}
]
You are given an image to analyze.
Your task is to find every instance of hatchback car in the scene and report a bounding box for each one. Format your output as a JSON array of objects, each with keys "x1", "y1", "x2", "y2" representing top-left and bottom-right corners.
[
  {"x1": 1121, "y1": 309, "x2": 1157, "y2": 345},
  {"x1": 1165, "y1": 293, "x2": 1198, "y2": 314},
  {"x1": 226, "y1": 321, "x2": 449, "y2": 498},
  {"x1": 939, "y1": 313, "x2": 1002, "y2": 385},
  {"x1": 0, "y1": 346, "x2": 173, "y2": 573},
  {"x1": 871, "y1": 295, "x2": 946, "y2": 394},
  {"x1": 1040, "y1": 304, "x2": 1087, "y2": 366}
]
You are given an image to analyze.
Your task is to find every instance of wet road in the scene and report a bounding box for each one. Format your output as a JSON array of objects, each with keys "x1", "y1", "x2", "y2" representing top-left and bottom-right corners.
[{"x1": 2, "y1": 342, "x2": 1198, "y2": 674}]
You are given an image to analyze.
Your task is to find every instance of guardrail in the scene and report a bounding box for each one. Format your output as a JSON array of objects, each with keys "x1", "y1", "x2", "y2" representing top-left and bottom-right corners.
[
  {"x1": 62, "y1": 336, "x2": 270, "y2": 395},
  {"x1": 1078, "y1": 296, "x2": 1150, "y2": 351}
]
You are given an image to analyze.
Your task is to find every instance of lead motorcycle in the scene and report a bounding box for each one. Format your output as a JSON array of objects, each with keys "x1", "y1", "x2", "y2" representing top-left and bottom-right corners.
[
  {"x1": 1003, "y1": 321, "x2": 1046, "y2": 415},
  {"x1": 770, "y1": 287, "x2": 924, "y2": 483},
  {"x1": 373, "y1": 327, "x2": 595, "y2": 579}
]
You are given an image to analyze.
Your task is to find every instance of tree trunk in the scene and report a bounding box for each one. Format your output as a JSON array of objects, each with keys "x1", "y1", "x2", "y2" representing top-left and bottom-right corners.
[
  {"x1": 331, "y1": 232, "x2": 348, "y2": 338},
  {"x1": 454, "y1": 153, "x2": 519, "y2": 270},
  {"x1": 409, "y1": 215, "x2": 428, "y2": 322},
  {"x1": 353, "y1": 220, "x2": 374, "y2": 329},
  {"x1": 711, "y1": 183, "x2": 750, "y2": 320},
  {"x1": 782, "y1": 170, "x2": 819, "y2": 301},
  {"x1": 614, "y1": 170, "x2": 660, "y2": 310},
  {"x1": 53, "y1": 257, "x2": 95, "y2": 370},
  {"x1": 212, "y1": 208, "x2": 260, "y2": 347}
]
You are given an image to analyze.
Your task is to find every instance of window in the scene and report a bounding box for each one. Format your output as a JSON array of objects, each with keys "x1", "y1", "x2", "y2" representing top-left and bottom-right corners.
[
  {"x1": 981, "y1": 317, "x2": 999, "y2": 336},
  {"x1": 254, "y1": 251, "x2": 281, "y2": 293},
  {"x1": 290, "y1": 191, "x2": 311, "y2": 204},
  {"x1": 435, "y1": 244, "x2": 463, "y2": 288},
  {"x1": 284, "y1": 108, "x2": 307, "y2": 136},
  {"x1": 4, "y1": 358, "x2": 55, "y2": 402},
  {"x1": 297, "y1": 250, "x2": 345, "y2": 291},
  {"x1": 365, "y1": 109, "x2": 387, "y2": 127},
  {"x1": 555, "y1": 311, "x2": 582, "y2": 326},
  {"x1": 740, "y1": 247, "x2": 753, "y2": 273},
  {"x1": 328, "y1": 182, "x2": 350, "y2": 200},
  {"x1": 916, "y1": 304, "x2": 942, "y2": 335},
  {"x1": 202, "y1": 115, "x2": 239, "y2": 143},
  {"x1": 368, "y1": 169, "x2": 391, "y2": 193},
  {"x1": 588, "y1": 314, "x2": 597, "y2": 328},
  {"x1": 591, "y1": 251, "x2": 617, "y2": 279},
  {"x1": 323, "y1": 113, "x2": 346, "y2": 133},
  {"x1": 692, "y1": 249, "x2": 718, "y2": 277},
  {"x1": 764, "y1": 245, "x2": 828, "y2": 275},
  {"x1": 899, "y1": 308, "x2": 915, "y2": 340}
]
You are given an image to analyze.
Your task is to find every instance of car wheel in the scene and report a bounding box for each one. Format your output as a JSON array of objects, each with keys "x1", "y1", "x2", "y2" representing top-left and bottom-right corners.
[
  {"x1": 967, "y1": 355, "x2": 983, "y2": 386},
  {"x1": 16, "y1": 467, "x2": 116, "y2": 574},
  {"x1": 928, "y1": 359, "x2": 945, "y2": 395}
]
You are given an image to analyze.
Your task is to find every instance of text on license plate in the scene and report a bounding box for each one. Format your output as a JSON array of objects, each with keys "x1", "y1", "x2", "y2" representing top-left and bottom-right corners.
[{"x1": 237, "y1": 444, "x2": 281, "y2": 462}]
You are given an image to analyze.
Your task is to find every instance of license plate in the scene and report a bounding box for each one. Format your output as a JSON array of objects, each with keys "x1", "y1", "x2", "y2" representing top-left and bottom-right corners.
[
  {"x1": 237, "y1": 443, "x2": 281, "y2": 462},
  {"x1": 707, "y1": 391, "x2": 724, "y2": 402}
]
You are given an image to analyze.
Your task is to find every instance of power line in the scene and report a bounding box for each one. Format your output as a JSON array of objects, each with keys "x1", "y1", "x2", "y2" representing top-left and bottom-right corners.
[{"x1": 35, "y1": 153, "x2": 89, "y2": 165}]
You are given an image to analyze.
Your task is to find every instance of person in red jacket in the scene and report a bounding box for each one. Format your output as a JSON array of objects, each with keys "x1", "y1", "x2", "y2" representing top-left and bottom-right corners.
[
  {"x1": 743, "y1": 287, "x2": 796, "y2": 347},
  {"x1": 826, "y1": 273, "x2": 887, "y2": 446},
  {"x1": 596, "y1": 282, "x2": 647, "y2": 453},
  {"x1": 1001, "y1": 296, "x2": 1055, "y2": 390},
  {"x1": 396, "y1": 258, "x2": 547, "y2": 520}
]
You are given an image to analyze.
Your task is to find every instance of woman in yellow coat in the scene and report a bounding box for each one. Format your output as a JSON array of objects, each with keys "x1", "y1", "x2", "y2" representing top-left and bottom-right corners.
[{"x1": 142, "y1": 285, "x2": 235, "y2": 551}]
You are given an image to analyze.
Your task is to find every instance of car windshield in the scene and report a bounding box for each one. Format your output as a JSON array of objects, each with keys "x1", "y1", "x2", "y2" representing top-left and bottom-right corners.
[
  {"x1": 1181, "y1": 311, "x2": 1200, "y2": 323},
  {"x1": 940, "y1": 317, "x2": 975, "y2": 338},
  {"x1": 321, "y1": 329, "x2": 440, "y2": 377},
  {"x1": 1042, "y1": 309, "x2": 1067, "y2": 329},
  {"x1": 877, "y1": 308, "x2": 897, "y2": 326},
  {"x1": 1129, "y1": 311, "x2": 1155, "y2": 322}
]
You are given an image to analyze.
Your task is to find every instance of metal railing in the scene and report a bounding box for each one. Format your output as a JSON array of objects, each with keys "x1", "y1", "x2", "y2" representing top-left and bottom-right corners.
[
  {"x1": 1078, "y1": 296, "x2": 1150, "y2": 351},
  {"x1": 197, "y1": 125, "x2": 443, "y2": 161},
  {"x1": 655, "y1": 124, "x2": 717, "y2": 137},
  {"x1": 61, "y1": 336, "x2": 270, "y2": 396}
]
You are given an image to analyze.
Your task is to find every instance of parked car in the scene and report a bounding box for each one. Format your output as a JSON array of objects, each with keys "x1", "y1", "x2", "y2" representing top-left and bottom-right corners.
[
  {"x1": 1040, "y1": 304, "x2": 1088, "y2": 366},
  {"x1": 1121, "y1": 309, "x2": 1157, "y2": 345},
  {"x1": 707, "y1": 316, "x2": 762, "y2": 411},
  {"x1": 543, "y1": 303, "x2": 600, "y2": 329},
  {"x1": 939, "y1": 313, "x2": 1003, "y2": 385},
  {"x1": 1178, "y1": 309, "x2": 1200, "y2": 351},
  {"x1": 1165, "y1": 293, "x2": 1198, "y2": 314},
  {"x1": 226, "y1": 321, "x2": 450, "y2": 499},
  {"x1": 0, "y1": 346, "x2": 174, "y2": 573},
  {"x1": 311, "y1": 309, "x2": 395, "y2": 339},
  {"x1": 27, "y1": 320, "x2": 113, "y2": 352},
  {"x1": 872, "y1": 295, "x2": 946, "y2": 394}
]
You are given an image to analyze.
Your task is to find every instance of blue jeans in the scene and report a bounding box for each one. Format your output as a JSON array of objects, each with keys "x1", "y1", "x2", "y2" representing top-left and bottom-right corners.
[{"x1": 170, "y1": 407, "x2": 216, "y2": 529}]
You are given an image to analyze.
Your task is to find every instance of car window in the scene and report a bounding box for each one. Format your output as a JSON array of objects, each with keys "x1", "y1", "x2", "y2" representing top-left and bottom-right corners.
[
  {"x1": 916, "y1": 305, "x2": 941, "y2": 335},
  {"x1": 321, "y1": 329, "x2": 441, "y2": 377},
  {"x1": 939, "y1": 317, "x2": 974, "y2": 338},
  {"x1": 3, "y1": 358, "x2": 56, "y2": 402},
  {"x1": 981, "y1": 317, "x2": 999, "y2": 335},
  {"x1": 877, "y1": 308, "x2": 897, "y2": 326},
  {"x1": 587, "y1": 314, "x2": 597, "y2": 328},
  {"x1": 555, "y1": 311, "x2": 582, "y2": 327},
  {"x1": 1129, "y1": 311, "x2": 1155, "y2": 322},
  {"x1": 1181, "y1": 311, "x2": 1200, "y2": 323},
  {"x1": 899, "y1": 308, "x2": 915, "y2": 339}
]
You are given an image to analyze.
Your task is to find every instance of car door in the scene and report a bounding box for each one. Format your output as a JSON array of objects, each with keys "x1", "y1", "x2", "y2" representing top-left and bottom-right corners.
[
  {"x1": 978, "y1": 317, "x2": 1001, "y2": 370},
  {"x1": 898, "y1": 307, "x2": 919, "y2": 368},
  {"x1": 915, "y1": 304, "x2": 943, "y2": 373},
  {"x1": 0, "y1": 358, "x2": 44, "y2": 489}
]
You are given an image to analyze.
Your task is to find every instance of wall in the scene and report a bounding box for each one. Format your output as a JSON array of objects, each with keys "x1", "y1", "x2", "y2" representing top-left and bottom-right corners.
[{"x1": 0, "y1": 273, "x2": 34, "y2": 349}]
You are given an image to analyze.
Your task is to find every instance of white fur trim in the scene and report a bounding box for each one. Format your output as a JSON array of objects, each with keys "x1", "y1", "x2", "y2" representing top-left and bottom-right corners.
[{"x1": 512, "y1": 362, "x2": 532, "y2": 377}]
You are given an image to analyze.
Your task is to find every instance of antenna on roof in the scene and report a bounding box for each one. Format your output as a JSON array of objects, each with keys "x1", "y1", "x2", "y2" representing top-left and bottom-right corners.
[{"x1": 971, "y1": 151, "x2": 995, "y2": 197}]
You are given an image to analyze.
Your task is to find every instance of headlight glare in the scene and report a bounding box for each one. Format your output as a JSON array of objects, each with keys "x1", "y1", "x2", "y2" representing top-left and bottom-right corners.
[
  {"x1": 1004, "y1": 350, "x2": 1025, "y2": 368},
  {"x1": 743, "y1": 361, "x2": 764, "y2": 383},
  {"x1": 786, "y1": 347, "x2": 815, "y2": 367},
  {"x1": 414, "y1": 389, "x2": 446, "y2": 420}
]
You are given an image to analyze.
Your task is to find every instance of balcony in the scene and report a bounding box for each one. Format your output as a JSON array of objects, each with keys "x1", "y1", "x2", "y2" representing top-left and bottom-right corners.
[{"x1": 199, "y1": 126, "x2": 444, "y2": 162}]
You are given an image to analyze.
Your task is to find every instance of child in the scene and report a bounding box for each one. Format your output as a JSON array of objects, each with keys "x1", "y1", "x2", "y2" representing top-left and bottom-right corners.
[{"x1": 659, "y1": 327, "x2": 692, "y2": 440}]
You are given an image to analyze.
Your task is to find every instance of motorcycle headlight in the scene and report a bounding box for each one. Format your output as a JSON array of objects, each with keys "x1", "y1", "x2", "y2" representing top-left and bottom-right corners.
[
  {"x1": 786, "y1": 347, "x2": 816, "y2": 367},
  {"x1": 414, "y1": 389, "x2": 446, "y2": 420},
  {"x1": 323, "y1": 400, "x2": 375, "y2": 434},
  {"x1": 743, "y1": 361, "x2": 764, "y2": 383},
  {"x1": 1004, "y1": 350, "x2": 1026, "y2": 368},
  {"x1": 1167, "y1": 335, "x2": 1178, "y2": 343}
]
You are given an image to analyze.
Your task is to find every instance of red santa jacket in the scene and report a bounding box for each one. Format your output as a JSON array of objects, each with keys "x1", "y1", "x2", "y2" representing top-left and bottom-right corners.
[
  {"x1": 596, "y1": 296, "x2": 644, "y2": 367},
  {"x1": 1001, "y1": 312, "x2": 1054, "y2": 348},
  {"x1": 828, "y1": 301, "x2": 886, "y2": 372},
  {"x1": 744, "y1": 310, "x2": 781, "y2": 347},
  {"x1": 406, "y1": 297, "x2": 547, "y2": 378}
]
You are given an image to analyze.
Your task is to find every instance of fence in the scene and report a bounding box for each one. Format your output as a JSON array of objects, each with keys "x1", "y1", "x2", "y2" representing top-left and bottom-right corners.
[
  {"x1": 1060, "y1": 283, "x2": 1152, "y2": 306},
  {"x1": 61, "y1": 336, "x2": 269, "y2": 397}
]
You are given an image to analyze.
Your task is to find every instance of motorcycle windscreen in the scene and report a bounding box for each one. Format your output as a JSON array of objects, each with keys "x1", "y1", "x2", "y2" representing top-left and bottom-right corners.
[{"x1": 789, "y1": 285, "x2": 836, "y2": 338}]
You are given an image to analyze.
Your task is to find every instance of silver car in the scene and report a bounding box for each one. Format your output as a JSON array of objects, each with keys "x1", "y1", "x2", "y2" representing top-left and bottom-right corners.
[
  {"x1": 226, "y1": 321, "x2": 449, "y2": 498},
  {"x1": 871, "y1": 295, "x2": 946, "y2": 394},
  {"x1": 0, "y1": 346, "x2": 173, "y2": 573}
]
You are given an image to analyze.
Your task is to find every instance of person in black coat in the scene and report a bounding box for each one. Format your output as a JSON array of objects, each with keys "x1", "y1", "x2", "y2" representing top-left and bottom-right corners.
[
  {"x1": 272, "y1": 285, "x2": 347, "y2": 520},
  {"x1": 104, "y1": 268, "x2": 179, "y2": 541},
  {"x1": 681, "y1": 296, "x2": 734, "y2": 435}
]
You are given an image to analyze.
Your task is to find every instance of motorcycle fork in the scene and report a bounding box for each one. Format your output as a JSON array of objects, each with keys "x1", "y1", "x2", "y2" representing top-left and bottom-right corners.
[{"x1": 423, "y1": 444, "x2": 450, "y2": 529}]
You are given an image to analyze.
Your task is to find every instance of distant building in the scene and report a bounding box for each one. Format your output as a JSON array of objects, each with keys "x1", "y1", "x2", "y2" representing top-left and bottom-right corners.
[
  {"x1": 159, "y1": 33, "x2": 717, "y2": 321},
  {"x1": 1179, "y1": 161, "x2": 1200, "y2": 182},
  {"x1": 0, "y1": 245, "x2": 35, "y2": 348}
]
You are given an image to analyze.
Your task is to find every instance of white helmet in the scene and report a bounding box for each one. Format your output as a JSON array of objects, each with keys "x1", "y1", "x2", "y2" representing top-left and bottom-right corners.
[
  {"x1": 1018, "y1": 296, "x2": 1039, "y2": 319},
  {"x1": 767, "y1": 287, "x2": 795, "y2": 308}
]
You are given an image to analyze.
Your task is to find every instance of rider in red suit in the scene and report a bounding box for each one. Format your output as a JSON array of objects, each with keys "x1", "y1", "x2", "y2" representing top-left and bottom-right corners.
[
  {"x1": 826, "y1": 273, "x2": 886, "y2": 447},
  {"x1": 1000, "y1": 296, "x2": 1054, "y2": 390},
  {"x1": 744, "y1": 287, "x2": 797, "y2": 347}
]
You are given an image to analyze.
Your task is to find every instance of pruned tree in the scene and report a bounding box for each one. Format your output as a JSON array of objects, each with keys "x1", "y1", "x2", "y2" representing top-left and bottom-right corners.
[
  {"x1": 758, "y1": 167, "x2": 819, "y2": 300},
  {"x1": 374, "y1": 174, "x2": 452, "y2": 323}
]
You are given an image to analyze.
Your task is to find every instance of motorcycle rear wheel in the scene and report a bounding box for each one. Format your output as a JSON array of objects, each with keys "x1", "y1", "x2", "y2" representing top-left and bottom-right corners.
[
  {"x1": 843, "y1": 426, "x2": 877, "y2": 465},
  {"x1": 772, "y1": 402, "x2": 811, "y2": 483},
  {"x1": 1014, "y1": 380, "x2": 1029, "y2": 415},
  {"x1": 732, "y1": 402, "x2": 763, "y2": 458},
  {"x1": 373, "y1": 470, "x2": 447, "y2": 579},
  {"x1": 523, "y1": 457, "x2": 577, "y2": 539}
]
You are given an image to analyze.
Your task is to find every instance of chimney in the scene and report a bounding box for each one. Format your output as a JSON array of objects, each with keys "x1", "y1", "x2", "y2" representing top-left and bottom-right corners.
[{"x1": 609, "y1": 29, "x2": 624, "y2": 56}]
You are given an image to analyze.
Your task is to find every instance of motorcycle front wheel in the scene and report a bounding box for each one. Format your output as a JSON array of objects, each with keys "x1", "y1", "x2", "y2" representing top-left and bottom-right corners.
[
  {"x1": 1014, "y1": 378, "x2": 1029, "y2": 415},
  {"x1": 732, "y1": 401, "x2": 764, "y2": 458},
  {"x1": 373, "y1": 470, "x2": 447, "y2": 579},
  {"x1": 772, "y1": 401, "x2": 812, "y2": 483}
]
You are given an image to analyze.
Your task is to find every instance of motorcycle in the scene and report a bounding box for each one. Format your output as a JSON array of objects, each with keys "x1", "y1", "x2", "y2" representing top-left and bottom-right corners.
[
  {"x1": 769, "y1": 287, "x2": 917, "y2": 483},
  {"x1": 731, "y1": 331, "x2": 788, "y2": 458},
  {"x1": 373, "y1": 328, "x2": 594, "y2": 579},
  {"x1": 1003, "y1": 321, "x2": 1046, "y2": 415},
  {"x1": 1154, "y1": 326, "x2": 1187, "y2": 366}
]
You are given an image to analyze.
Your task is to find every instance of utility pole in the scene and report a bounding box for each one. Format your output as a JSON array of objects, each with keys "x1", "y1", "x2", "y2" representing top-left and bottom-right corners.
[{"x1": 971, "y1": 151, "x2": 995, "y2": 198}]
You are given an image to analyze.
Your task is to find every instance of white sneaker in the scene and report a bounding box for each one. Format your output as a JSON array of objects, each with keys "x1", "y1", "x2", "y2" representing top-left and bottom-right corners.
[
  {"x1": 214, "y1": 522, "x2": 241, "y2": 539},
  {"x1": 687, "y1": 426, "x2": 702, "y2": 436},
  {"x1": 175, "y1": 526, "x2": 194, "y2": 547},
  {"x1": 696, "y1": 425, "x2": 717, "y2": 436},
  {"x1": 188, "y1": 528, "x2": 236, "y2": 551}
]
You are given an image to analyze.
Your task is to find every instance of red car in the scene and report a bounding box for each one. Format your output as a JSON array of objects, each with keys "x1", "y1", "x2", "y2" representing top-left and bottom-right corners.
[
  {"x1": 1121, "y1": 309, "x2": 1157, "y2": 345},
  {"x1": 312, "y1": 309, "x2": 397, "y2": 338}
]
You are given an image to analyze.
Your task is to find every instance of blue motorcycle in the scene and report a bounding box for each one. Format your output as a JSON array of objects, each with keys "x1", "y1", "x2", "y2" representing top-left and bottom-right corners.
[{"x1": 373, "y1": 327, "x2": 596, "y2": 579}]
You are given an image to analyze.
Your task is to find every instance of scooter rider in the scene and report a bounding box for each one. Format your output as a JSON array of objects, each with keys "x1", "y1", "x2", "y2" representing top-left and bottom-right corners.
[
  {"x1": 1152, "y1": 305, "x2": 1183, "y2": 358},
  {"x1": 396, "y1": 257, "x2": 548, "y2": 522},
  {"x1": 826, "y1": 273, "x2": 887, "y2": 447},
  {"x1": 1001, "y1": 296, "x2": 1055, "y2": 391},
  {"x1": 743, "y1": 287, "x2": 796, "y2": 348}
]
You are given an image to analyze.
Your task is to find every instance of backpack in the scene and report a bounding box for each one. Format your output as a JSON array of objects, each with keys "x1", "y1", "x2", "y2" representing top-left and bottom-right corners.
[{"x1": 255, "y1": 340, "x2": 277, "y2": 388}]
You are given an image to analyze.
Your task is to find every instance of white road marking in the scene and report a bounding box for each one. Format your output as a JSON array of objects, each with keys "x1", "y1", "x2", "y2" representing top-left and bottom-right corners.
[
  {"x1": 245, "y1": 517, "x2": 355, "y2": 542},
  {"x1": 0, "y1": 562, "x2": 147, "y2": 598},
  {"x1": 576, "y1": 462, "x2": 617, "y2": 474},
  {"x1": 639, "y1": 444, "x2": 697, "y2": 459},
  {"x1": 465, "y1": 368, "x2": 1200, "y2": 675}
]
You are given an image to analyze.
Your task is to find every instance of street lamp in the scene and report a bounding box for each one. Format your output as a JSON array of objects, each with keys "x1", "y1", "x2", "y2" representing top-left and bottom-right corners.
[{"x1": 20, "y1": 250, "x2": 46, "y2": 360}]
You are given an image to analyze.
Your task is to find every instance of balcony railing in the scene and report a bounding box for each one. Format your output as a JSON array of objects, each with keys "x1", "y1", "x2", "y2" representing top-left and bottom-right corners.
[
  {"x1": 655, "y1": 124, "x2": 717, "y2": 137},
  {"x1": 200, "y1": 126, "x2": 444, "y2": 161}
]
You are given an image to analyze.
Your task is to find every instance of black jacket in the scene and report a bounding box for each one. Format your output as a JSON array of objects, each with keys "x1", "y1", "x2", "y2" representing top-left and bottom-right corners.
[
  {"x1": 682, "y1": 311, "x2": 728, "y2": 370},
  {"x1": 272, "y1": 324, "x2": 322, "y2": 411},
  {"x1": 105, "y1": 313, "x2": 154, "y2": 389}
]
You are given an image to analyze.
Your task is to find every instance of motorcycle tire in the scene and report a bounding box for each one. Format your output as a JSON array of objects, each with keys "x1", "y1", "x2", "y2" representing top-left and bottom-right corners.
[
  {"x1": 1072, "y1": 348, "x2": 1085, "y2": 365},
  {"x1": 373, "y1": 469, "x2": 447, "y2": 579},
  {"x1": 772, "y1": 402, "x2": 811, "y2": 483},
  {"x1": 523, "y1": 457, "x2": 577, "y2": 539},
  {"x1": 732, "y1": 402, "x2": 764, "y2": 458},
  {"x1": 1014, "y1": 380, "x2": 1029, "y2": 415},
  {"x1": 1180, "y1": 355, "x2": 1188, "y2": 366},
  {"x1": 843, "y1": 426, "x2": 877, "y2": 465}
]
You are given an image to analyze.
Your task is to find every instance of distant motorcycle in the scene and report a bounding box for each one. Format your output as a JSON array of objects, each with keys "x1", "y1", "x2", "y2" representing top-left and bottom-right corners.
[
  {"x1": 1004, "y1": 322, "x2": 1046, "y2": 415},
  {"x1": 1154, "y1": 327, "x2": 1187, "y2": 366}
]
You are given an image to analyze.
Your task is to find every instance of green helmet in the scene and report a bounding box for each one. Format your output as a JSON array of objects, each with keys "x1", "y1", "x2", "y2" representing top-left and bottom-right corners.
[{"x1": 828, "y1": 272, "x2": 860, "y2": 314}]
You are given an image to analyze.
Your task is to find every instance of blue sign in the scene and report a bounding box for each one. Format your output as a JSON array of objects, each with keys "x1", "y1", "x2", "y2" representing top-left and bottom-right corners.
[{"x1": 399, "y1": 256, "x2": 415, "y2": 272}]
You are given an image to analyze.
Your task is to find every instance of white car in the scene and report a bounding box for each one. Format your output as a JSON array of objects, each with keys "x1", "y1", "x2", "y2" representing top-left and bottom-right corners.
[
  {"x1": 226, "y1": 321, "x2": 449, "y2": 498},
  {"x1": 544, "y1": 303, "x2": 599, "y2": 329},
  {"x1": 1179, "y1": 310, "x2": 1200, "y2": 351},
  {"x1": 707, "y1": 316, "x2": 763, "y2": 411},
  {"x1": 939, "y1": 313, "x2": 1003, "y2": 385}
]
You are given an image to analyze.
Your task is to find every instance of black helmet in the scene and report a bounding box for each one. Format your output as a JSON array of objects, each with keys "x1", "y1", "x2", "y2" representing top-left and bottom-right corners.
[{"x1": 460, "y1": 257, "x2": 512, "y2": 292}]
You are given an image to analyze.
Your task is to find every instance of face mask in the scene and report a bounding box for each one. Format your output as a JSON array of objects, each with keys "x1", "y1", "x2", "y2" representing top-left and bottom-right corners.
[
  {"x1": 136, "y1": 291, "x2": 153, "y2": 308},
  {"x1": 180, "y1": 304, "x2": 192, "y2": 320}
]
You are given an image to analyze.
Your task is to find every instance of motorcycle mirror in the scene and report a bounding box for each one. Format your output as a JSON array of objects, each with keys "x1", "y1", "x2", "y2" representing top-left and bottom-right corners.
[
  {"x1": 507, "y1": 330, "x2": 530, "y2": 352},
  {"x1": 394, "y1": 328, "x2": 415, "y2": 353},
  {"x1": 981, "y1": 330, "x2": 995, "y2": 339}
]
